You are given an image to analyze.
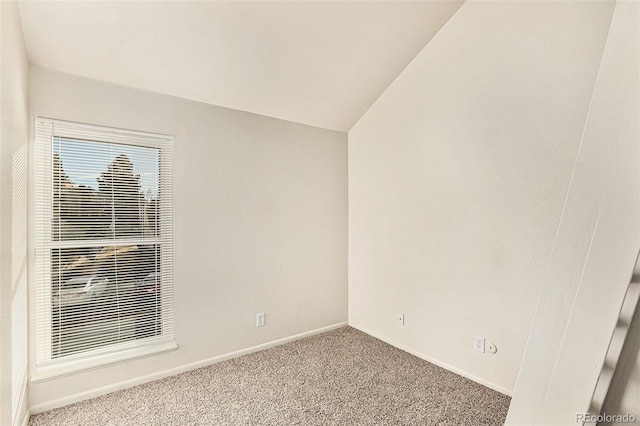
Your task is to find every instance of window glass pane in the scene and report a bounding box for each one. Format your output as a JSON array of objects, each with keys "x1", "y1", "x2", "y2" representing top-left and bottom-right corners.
[
  {"x1": 53, "y1": 138, "x2": 159, "y2": 240},
  {"x1": 51, "y1": 244, "x2": 162, "y2": 358}
]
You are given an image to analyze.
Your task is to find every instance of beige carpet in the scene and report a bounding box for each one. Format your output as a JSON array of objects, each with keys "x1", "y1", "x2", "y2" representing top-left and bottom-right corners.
[{"x1": 29, "y1": 327, "x2": 510, "y2": 425}]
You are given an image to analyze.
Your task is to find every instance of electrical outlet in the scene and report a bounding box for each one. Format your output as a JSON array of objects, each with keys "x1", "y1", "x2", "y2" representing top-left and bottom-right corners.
[
  {"x1": 256, "y1": 312, "x2": 265, "y2": 327},
  {"x1": 397, "y1": 313, "x2": 405, "y2": 326},
  {"x1": 474, "y1": 336, "x2": 485, "y2": 353}
]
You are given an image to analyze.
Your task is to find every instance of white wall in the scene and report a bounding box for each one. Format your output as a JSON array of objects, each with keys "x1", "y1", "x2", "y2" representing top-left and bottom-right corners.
[
  {"x1": 348, "y1": 0, "x2": 615, "y2": 394},
  {"x1": 0, "y1": 1, "x2": 30, "y2": 425},
  {"x1": 582, "y1": 3, "x2": 640, "y2": 422},
  {"x1": 506, "y1": 0, "x2": 639, "y2": 422},
  {"x1": 28, "y1": 67, "x2": 348, "y2": 410}
]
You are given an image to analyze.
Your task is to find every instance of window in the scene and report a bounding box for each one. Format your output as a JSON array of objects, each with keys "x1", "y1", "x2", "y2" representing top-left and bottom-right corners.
[{"x1": 34, "y1": 118, "x2": 175, "y2": 378}]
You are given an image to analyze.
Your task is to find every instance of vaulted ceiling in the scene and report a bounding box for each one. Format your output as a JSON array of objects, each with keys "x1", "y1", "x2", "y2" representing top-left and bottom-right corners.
[{"x1": 18, "y1": 1, "x2": 463, "y2": 132}]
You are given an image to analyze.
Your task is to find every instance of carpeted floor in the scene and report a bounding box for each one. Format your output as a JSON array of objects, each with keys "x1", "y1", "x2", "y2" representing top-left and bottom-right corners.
[{"x1": 29, "y1": 327, "x2": 510, "y2": 425}]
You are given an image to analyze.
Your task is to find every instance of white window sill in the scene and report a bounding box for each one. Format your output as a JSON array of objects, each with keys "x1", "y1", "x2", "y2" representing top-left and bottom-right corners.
[{"x1": 32, "y1": 338, "x2": 178, "y2": 383}]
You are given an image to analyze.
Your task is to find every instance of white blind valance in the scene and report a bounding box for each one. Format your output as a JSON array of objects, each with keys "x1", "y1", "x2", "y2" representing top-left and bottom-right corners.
[{"x1": 34, "y1": 118, "x2": 174, "y2": 374}]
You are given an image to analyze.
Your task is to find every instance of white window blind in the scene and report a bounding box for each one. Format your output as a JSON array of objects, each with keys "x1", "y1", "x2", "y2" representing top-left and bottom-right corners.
[{"x1": 34, "y1": 118, "x2": 175, "y2": 377}]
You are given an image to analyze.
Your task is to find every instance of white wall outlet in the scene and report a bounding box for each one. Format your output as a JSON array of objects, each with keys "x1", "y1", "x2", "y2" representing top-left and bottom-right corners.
[
  {"x1": 487, "y1": 343, "x2": 497, "y2": 354},
  {"x1": 256, "y1": 312, "x2": 265, "y2": 327},
  {"x1": 474, "y1": 336, "x2": 485, "y2": 353},
  {"x1": 397, "y1": 313, "x2": 405, "y2": 326}
]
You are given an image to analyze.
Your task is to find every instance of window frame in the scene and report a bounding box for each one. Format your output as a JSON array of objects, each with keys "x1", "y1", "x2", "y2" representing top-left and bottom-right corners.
[{"x1": 33, "y1": 117, "x2": 176, "y2": 381}]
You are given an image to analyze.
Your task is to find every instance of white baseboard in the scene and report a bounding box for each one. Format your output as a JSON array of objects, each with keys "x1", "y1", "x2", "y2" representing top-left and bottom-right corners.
[
  {"x1": 30, "y1": 321, "x2": 348, "y2": 414},
  {"x1": 349, "y1": 322, "x2": 513, "y2": 397}
]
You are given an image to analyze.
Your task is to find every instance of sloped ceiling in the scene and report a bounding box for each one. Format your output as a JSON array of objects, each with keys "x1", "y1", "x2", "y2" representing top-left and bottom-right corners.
[{"x1": 18, "y1": 1, "x2": 463, "y2": 132}]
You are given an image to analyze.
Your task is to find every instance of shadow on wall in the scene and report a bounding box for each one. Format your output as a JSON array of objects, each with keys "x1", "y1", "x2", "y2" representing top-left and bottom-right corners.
[{"x1": 601, "y1": 281, "x2": 640, "y2": 423}]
